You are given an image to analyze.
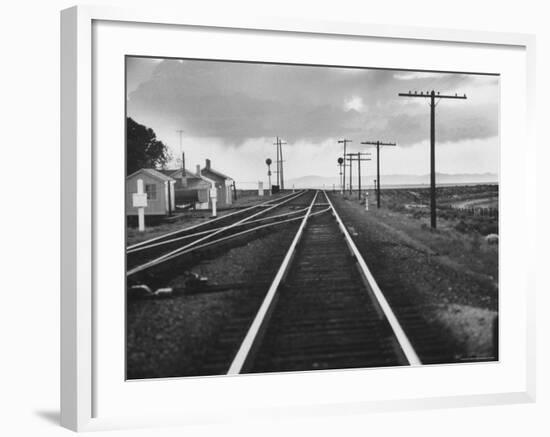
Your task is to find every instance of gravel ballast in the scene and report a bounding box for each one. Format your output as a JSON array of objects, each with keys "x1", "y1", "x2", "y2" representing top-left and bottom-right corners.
[{"x1": 328, "y1": 192, "x2": 498, "y2": 363}]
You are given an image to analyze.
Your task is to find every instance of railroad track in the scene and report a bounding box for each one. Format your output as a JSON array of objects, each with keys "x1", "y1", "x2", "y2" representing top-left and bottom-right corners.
[
  {"x1": 198, "y1": 190, "x2": 422, "y2": 375},
  {"x1": 127, "y1": 190, "x2": 312, "y2": 275}
]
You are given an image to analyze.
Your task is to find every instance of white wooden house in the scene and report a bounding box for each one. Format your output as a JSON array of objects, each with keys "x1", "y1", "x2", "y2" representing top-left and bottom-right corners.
[
  {"x1": 201, "y1": 159, "x2": 234, "y2": 207},
  {"x1": 125, "y1": 168, "x2": 176, "y2": 216},
  {"x1": 160, "y1": 166, "x2": 216, "y2": 210}
]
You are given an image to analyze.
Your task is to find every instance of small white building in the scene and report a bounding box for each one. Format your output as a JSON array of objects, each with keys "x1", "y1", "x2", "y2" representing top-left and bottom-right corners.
[
  {"x1": 125, "y1": 168, "x2": 176, "y2": 216},
  {"x1": 200, "y1": 159, "x2": 234, "y2": 208},
  {"x1": 165, "y1": 167, "x2": 217, "y2": 210},
  {"x1": 159, "y1": 162, "x2": 217, "y2": 210}
]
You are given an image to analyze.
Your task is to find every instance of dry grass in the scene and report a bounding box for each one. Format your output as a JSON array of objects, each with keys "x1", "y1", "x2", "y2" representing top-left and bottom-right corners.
[{"x1": 431, "y1": 304, "x2": 497, "y2": 360}]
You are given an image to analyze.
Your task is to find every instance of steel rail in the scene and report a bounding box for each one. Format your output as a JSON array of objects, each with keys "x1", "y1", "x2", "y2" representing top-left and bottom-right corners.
[
  {"x1": 127, "y1": 206, "x2": 310, "y2": 254},
  {"x1": 226, "y1": 190, "x2": 420, "y2": 374},
  {"x1": 127, "y1": 190, "x2": 310, "y2": 276},
  {"x1": 227, "y1": 191, "x2": 321, "y2": 374},
  {"x1": 147, "y1": 206, "x2": 331, "y2": 268},
  {"x1": 324, "y1": 191, "x2": 422, "y2": 366},
  {"x1": 127, "y1": 190, "x2": 305, "y2": 251}
]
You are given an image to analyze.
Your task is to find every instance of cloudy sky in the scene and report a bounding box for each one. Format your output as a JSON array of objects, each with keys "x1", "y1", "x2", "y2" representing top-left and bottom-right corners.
[{"x1": 126, "y1": 57, "x2": 499, "y2": 187}]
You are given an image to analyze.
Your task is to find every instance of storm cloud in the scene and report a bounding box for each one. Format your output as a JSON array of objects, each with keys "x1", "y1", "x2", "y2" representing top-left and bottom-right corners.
[{"x1": 127, "y1": 58, "x2": 499, "y2": 147}]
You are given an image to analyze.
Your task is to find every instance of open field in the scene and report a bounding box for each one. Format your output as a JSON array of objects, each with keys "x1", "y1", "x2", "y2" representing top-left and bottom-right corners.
[{"x1": 373, "y1": 184, "x2": 499, "y2": 235}]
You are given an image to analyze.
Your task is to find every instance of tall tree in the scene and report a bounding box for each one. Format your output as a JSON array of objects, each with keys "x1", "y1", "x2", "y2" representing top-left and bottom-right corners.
[{"x1": 126, "y1": 117, "x2": 171, "y2": 175}]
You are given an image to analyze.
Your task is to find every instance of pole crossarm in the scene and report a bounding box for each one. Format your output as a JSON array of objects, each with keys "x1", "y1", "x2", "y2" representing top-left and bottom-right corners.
[
  {"x1": 398, "y1": 92, "x2": 467, "y2": 100},
  {"x1": 345, "y1": 155, "x2": 371, "y2": 160},
  {"x1": 361, "y1": 141, "x2": 397, "y2": 146}
]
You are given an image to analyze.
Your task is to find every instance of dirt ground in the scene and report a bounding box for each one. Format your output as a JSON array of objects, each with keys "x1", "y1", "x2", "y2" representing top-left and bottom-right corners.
[
  {"x1": 126, "y1": 225, "x2": 299, "y2": 379},
  {"x1": 329, "y1": 192, "x2": 498, "y2": 362}
]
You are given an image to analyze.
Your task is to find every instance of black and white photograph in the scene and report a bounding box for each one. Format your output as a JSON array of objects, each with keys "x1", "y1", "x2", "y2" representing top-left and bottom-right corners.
[{"x1": 125, "y1": 56, "x2": 499, "y2": 379}]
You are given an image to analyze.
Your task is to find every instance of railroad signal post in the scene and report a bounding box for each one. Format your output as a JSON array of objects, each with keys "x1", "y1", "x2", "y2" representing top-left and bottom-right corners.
[
  {"x1": 337, "y1": 157, "x2": 344, "y2": 194},
  {"x1": 346, "y1": 152, "x2": 371, "y2": 199},
  {"x1": 398, "y1": 90, "x2": 467, "y2": 228},
  {"x1": 338, "y1": 139, "x2": 352, "y2": 193},
  {"x1": 361, "y1": 140, "x2": 397, "y2": 208},
  {"x1": 265, "y1": 158, "x2": 273, "y2": 195},
  {"x1": 210, "y1": 186, "x2": 218, "y2": 218}
]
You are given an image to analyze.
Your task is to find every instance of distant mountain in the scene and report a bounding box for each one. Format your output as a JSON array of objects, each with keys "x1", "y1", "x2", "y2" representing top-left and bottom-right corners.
[{"x1": 284, "y1": 173, "x2": 498, "y2": 189}]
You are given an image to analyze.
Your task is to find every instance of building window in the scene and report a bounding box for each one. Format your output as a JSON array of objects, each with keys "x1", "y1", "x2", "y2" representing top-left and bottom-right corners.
[{"x1": 145, "y1": 184, "x2": 157, "y2": 200}]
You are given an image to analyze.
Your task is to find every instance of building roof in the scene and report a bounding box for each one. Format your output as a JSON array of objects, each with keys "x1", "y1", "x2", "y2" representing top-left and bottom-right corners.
[
  {"x1": 159, "y1": 168, "x2": 205, "y2": 179},
  {"x1": 126, "y1": 168, "x2": 176, "y2": 182},
  {"x1": 157, "y1": 169, "x2": 179, "y2": 177},
  {"x1": 201, "y1": 167, "x2": 233, "y2": 181},
  {"x1": 185, "y1": 178, "x2": 211, "y2": 190}
]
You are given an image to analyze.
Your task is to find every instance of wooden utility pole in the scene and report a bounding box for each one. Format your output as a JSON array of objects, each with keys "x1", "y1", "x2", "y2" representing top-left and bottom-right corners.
[
  {"x1": 346, "y1": 153, "x2": 371, "y2": 199},
  {"x1": 338, "y1": 139, "x2": 352, "y2": 193},
  {"x1": 176, "y1": 129, "x2": 184, "y2": 171},
  {"x1": 398, "y1": 90, "x2": 467, "y2": 228},
  {"x1": 275, "y1": 137, "x2": 280, "y2": 187},
  {"x1": 280, "y1": 138, "x2": 287, "y2": 190},
  {"x1": 274, "y1": 137, "x2": 287, "y2": 190},
  {"x1": 361, "y1": 140, "x2": 397, "y2": 208}
]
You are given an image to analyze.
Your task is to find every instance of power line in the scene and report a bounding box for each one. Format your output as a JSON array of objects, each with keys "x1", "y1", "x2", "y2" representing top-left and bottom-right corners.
[
  {"x1": 361, "y1": 140, "x2": 397, "y2": 208},
  {"x1": 398, "y1": 90, "x2": 467, "y2": 228}
]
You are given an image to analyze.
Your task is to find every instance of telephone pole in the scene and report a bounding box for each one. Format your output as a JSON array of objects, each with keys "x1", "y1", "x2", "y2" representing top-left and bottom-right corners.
[
  {"x1": 346, "y1": 152, "x2": 371, "y2": 199},
  {"x1": 176, "y1": 129, "x2": 184, "y2": 169},
  {"x1": 275, "y1": 137, "x2": 280, "y2": 187},
  {"x1": 361, "y1": 140, "x2": 397, "y2": 208},
  {"x1": 338, "y1": 139, "x2": 352, "y2": 193},
  {"x1": 274, "y1": 137, "x2": 287, "y2": 190},
  {"x1": 398, "y1": 90, "x2": 467, "y2": 228},
  {"x1": 280, "y1": 138, "x2": 287, "y2": 190}
]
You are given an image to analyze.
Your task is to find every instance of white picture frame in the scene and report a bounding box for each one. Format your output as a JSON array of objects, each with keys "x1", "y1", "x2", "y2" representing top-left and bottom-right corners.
[{"x1": 60, "y1": 5, "x2": 536, "y2": 432}]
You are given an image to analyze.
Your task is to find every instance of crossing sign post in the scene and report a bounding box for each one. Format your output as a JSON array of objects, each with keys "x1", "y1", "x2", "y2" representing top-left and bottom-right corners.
[{"x1": 132, "y1": 178, "x2": 148, "y2": 231}]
